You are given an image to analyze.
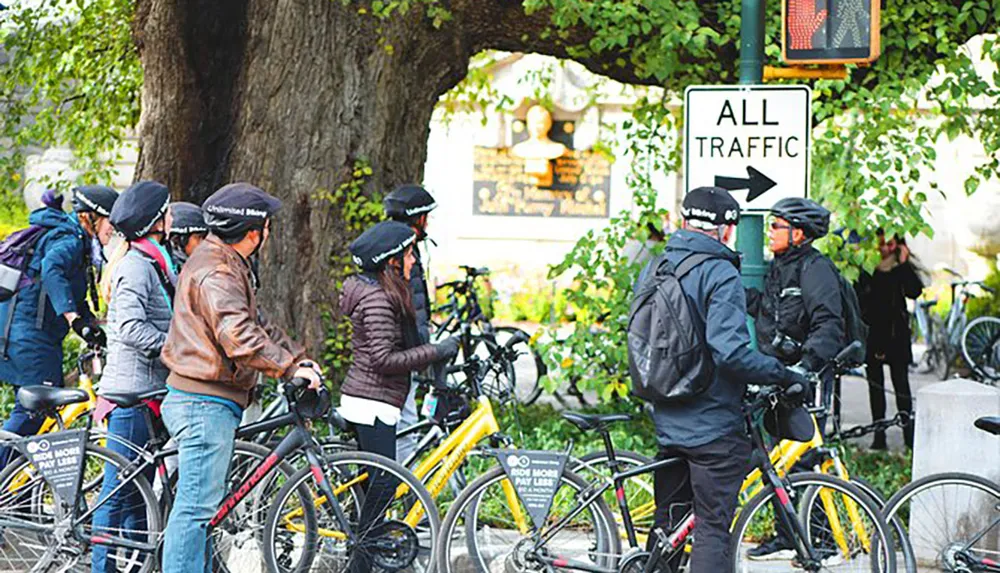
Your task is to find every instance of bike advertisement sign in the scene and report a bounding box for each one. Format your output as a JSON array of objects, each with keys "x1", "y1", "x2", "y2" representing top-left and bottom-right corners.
[
  {"x1": 496, "y1": 449, "x2": 569, "y2": 528},
  {"x1": 19, "y1": 429, "x2": 87, "y2": 503}
]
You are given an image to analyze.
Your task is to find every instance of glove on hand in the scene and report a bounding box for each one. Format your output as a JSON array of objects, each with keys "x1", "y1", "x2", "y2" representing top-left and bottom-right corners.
[
  {"x1": 434, "y1": 336, "x2": 461, "y2": 360},
  {"x1": 72, "y1": 316, "x2": 106, "y2": 348}
]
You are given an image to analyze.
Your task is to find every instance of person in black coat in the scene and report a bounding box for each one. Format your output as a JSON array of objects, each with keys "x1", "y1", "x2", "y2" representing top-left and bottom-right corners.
[
  {"x1": 856, "y1": 231, "x2": 924, "y2": 449},
  {"x1": 383, "y1": 184, "x2": 437, "y2": 463}
]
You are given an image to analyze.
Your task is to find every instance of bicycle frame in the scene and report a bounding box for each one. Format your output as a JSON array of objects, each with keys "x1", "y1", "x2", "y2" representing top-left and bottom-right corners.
[{"x1": 956, "y1": 510, "x2": 1000, "y2": 572}]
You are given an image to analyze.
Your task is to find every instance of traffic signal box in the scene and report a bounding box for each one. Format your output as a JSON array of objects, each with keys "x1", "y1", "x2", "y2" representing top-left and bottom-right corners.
[{"x1": 782, "y1": 0, "x2": 881, "y2": 64}]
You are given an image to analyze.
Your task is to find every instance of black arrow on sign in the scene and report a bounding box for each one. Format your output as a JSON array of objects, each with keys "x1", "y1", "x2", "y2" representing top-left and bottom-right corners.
[{"x1": 714, "y1": 166, "x2": 777, "y2": 202}]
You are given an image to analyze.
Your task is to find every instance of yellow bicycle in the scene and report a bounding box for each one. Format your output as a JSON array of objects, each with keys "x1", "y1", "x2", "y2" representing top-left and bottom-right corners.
[{"x1": 277, "y1": 334, "x2": 533, "y2": 553}]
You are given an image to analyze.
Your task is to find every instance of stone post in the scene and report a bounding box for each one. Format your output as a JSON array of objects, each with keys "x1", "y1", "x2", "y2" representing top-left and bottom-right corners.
[{"x1": 911, "y1": 379, "x2": 1000, "y2": 564}]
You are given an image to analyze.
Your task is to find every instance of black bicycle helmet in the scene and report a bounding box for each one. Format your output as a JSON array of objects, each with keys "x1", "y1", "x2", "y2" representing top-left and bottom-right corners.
[
  {"x1": 383, "y1": 184, "x2": 437, "y2": 220},
  {"x1": 770, "y1": 197, "x2": 830, "y2": 239},
  {"x1": 349, "y1": 221, "x2": 415, "y2": 272},
  {"x1": 109, "y1": 180, "x2": 171, "y2": 241},
  {"x1": 202, "y1": 182, "x2": 282, "y2": 239},
  {"x1": 169, "y1": 202, "x2": 208, "y2": 236},
  {"x1": 72, "y1": 185, "x2": 119, "y2": 217}
]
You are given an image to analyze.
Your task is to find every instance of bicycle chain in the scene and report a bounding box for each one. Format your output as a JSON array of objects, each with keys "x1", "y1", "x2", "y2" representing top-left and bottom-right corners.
[{"x1": 835, "y1": 410, "x2": 913, "y2": 441}]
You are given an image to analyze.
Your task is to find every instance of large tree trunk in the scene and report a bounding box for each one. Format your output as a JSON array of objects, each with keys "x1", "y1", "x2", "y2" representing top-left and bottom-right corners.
[{"x1": 133, "y1": 0, "x2": 475, "y2": 353}]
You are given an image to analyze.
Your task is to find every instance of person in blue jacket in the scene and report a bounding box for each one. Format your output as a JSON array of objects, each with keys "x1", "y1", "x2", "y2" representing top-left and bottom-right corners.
[
  {"x1": 0, "y1": 186, "x2": 114, "y2": 449},
  {"x1": 637, "y1": 187, "x2": 806, "y2": 573}
]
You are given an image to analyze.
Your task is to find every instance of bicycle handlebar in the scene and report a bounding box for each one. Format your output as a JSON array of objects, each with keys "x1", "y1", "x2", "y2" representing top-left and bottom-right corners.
[
  {"x1": 461, "y1": 265, "x2": 490, "y2": 277},
  {"x1": 433, "y1": 332, "x2": 526, "y2": 397}
]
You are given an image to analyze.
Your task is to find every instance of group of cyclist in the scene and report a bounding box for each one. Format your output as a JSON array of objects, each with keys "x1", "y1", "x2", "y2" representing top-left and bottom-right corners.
[
  {"x1": 0, "y1": 174, "x2": 928, "y2": 572},
  {"x1": 0, "y1": 177, "x2": 463, "y2": 572}
]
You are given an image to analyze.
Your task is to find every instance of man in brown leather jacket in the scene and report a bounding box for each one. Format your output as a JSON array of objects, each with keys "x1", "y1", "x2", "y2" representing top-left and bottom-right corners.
[{"x1": 159, "y1": 183, "x2": 321, "y2": 573}]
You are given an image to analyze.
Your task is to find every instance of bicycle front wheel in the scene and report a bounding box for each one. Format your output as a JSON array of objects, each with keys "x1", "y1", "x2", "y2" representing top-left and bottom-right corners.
[
  {"x1": 883, "y1": 472, "x2": 1000, "y2": 573},
  {"x1": 962, "y1": 316, "x2": 1000, "y2": 383},
  {"x1": 436, "y1": 464, "x2": 619, "y2": 573},
  {"x1": 0, "y1": 440, "x2": 161, "y2": 573},
  {"x1": 731, "y1": 472, "x2": 895, "y2": 573},
  {"x1": 263, "y1": 450, "x2": 439, "y2": 573}
]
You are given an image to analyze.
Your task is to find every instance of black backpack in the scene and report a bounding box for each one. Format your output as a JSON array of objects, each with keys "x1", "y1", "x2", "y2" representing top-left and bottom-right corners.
[
  {"x1": 800, "y1": 256, "x2": 868, "y2": 364},
  {"x1": 836, "y1": 272, "x2": 868, "y2": 363},
  {"x1": 627, "y1": 253, "x2": 715, "y2": 404}
]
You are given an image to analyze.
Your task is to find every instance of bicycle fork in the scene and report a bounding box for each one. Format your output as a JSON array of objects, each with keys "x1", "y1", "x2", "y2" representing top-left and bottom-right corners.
[
  {"x1": 303, "y1": 446, "x2": 356, "y2": 544},
  {"x1": 760, "y1": 460, "x2": 822, "y2": 571}
]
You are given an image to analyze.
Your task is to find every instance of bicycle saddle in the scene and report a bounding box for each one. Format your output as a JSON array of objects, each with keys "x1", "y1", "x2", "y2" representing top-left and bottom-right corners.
[
  {"x1": 918, "y1": 299, "x2": 938, "y2": 308},
  {"x1": 974, "y1": 416, "x2": 1000, "y2": 436},
  {"x1": 17, "y1": 385, "x2": 89, "y2": 413},
  {"x1": 101, "y1": 388, "x2": 168, "y2": 408},
  {"x1": 561, "y1": 411, "x2": 631, "y2": 432}
]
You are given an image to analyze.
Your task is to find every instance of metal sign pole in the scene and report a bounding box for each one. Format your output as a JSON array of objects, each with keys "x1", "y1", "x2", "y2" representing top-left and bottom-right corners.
[{"x1": 737, "y1": 0, "x2": 767, "y2": 347}]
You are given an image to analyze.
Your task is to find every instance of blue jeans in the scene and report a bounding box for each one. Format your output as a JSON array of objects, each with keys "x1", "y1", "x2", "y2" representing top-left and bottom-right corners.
[
  {"x1": 91, "y1": 406, "x2": 154, "y2": 573},
  {"x1": 161, "y1": 391, "x2": 240, "y2": 573}
]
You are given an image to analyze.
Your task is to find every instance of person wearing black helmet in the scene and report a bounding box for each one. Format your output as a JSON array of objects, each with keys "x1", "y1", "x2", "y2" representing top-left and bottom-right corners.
[
  {"x1": 638, "y1": 187, "x2": 806, "y2": 573},
  {"x1": 158, "y1": 182, "x2": 320, "y2": 573},
  {"x1": 72, "y1": 184, "x2": 120, "y2": 248},
  {"x1": 0, "y1": 186, "x2": 111, "y2": 467},
  {"x1": 744, "y1": 196, "x2": 845, "y2": 562},
  {"x1": 383, "y1": 184, "x2": 437, "y2": 462},
  {"x1": 165, "y1": 201, "x2": 209, "y2": 268},
  {"x1": 92, "y1": 180, "x2": 174, "y2": 573},
  {"x1": 339, "y1": 220, "x2": 458, "y2": 572}
]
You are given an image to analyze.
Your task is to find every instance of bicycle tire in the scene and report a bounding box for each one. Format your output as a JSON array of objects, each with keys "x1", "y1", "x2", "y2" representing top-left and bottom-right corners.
[
  {"x1": 883, "y1": 471, "x2": 1000, "y2": 573},
  {"x1": 492, "y1": 326, "x2": 545, "y2": 406},
  {"x1": 0, "y1": 440, "x2": 161, "y2": 573},
  {"x1": 797, "y1": 475, "x2": 914, "y2": 573},
  {"x1": 962, "y1": 316, "x2": 1000, "y2": 383},
  {"x1": 731, "y1": 472, "x2": 895, "y2": 573},
  {"x1": 437, "y1": 464, "x2": 619, "y2": 573},
  {"x1": 263, "y1": 450, "x2": 439, "y2": 573}
]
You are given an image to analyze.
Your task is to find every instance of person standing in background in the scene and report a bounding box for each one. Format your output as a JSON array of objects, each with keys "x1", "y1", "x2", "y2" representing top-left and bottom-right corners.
[{"x1": 856, "y1": 230, "x2": 924, "y2": 450}]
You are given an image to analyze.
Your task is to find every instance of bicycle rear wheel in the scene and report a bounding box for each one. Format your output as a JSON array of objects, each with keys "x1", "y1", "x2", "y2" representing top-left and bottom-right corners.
[
  {"x1": 731, "y1": 472, "x2": 895, "y2": 573},
  {"x1": 572, "y1": 450, "x2": 656, "y2": 536},
  {"x1": 883, "y1": 472, "x2": 1000, "y2": 573},
  {"x1": 0, "y1": 440, "x2": 160, "y2": 573},
  {"x1": 263, "y1": 450, "x2": 439, "y2": 573},
  {"x1": 962, "y1": 316, "x2": 1000, "y2": 383},
  {"x1": 436, "y1": 464, "x2": 619, "y2": 573}
]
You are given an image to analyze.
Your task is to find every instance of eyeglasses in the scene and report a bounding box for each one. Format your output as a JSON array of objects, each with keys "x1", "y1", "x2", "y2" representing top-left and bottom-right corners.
[{"x1": 769, "y1": 222, "x2": 792, "y2": 231}]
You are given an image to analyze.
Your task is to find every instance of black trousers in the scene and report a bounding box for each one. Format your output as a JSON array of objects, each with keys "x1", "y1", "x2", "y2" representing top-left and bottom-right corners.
[
  {"x1": 352, "y1": 419, "x2": 400, "y2": 573},
  {"x1": 649, "y1": 429, "x2": 750, "y2": 573},
  {"x1": 866, "y1": 357, "x2": 914, "y2": 447}
]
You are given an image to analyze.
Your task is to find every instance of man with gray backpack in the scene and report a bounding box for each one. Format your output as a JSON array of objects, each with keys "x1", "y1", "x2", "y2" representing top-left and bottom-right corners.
[{"x1": 628, "y1": 186, "x2": 807, "y2": 573}]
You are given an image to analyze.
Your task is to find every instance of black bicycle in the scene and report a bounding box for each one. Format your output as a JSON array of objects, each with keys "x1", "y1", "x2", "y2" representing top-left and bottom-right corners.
[
  {"x1": 436, "y1": 343, "x2": 897, "y2": 573},
  {"x1": 433, "y1": 265, "x2": 546, "y2": 405},
  {"x1": 0, "y1": 378, "x2": 439, "y2": 573}
]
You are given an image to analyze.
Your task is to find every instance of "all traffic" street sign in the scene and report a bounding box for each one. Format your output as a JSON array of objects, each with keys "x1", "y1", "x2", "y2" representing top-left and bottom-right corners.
[{"x1": 684, "y1": 85, "x2": 812, "y2": 211}]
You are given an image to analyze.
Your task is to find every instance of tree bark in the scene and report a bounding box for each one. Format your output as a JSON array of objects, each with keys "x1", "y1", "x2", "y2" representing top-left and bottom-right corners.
[{"x1": 135, "y1": 0, "x2": 477, "y2": 353}]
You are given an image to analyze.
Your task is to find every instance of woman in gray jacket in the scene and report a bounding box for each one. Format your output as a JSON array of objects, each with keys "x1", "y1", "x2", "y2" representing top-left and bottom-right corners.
[{"x1": 91, "y1": 181, "x2": 174, "y2": 573}]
